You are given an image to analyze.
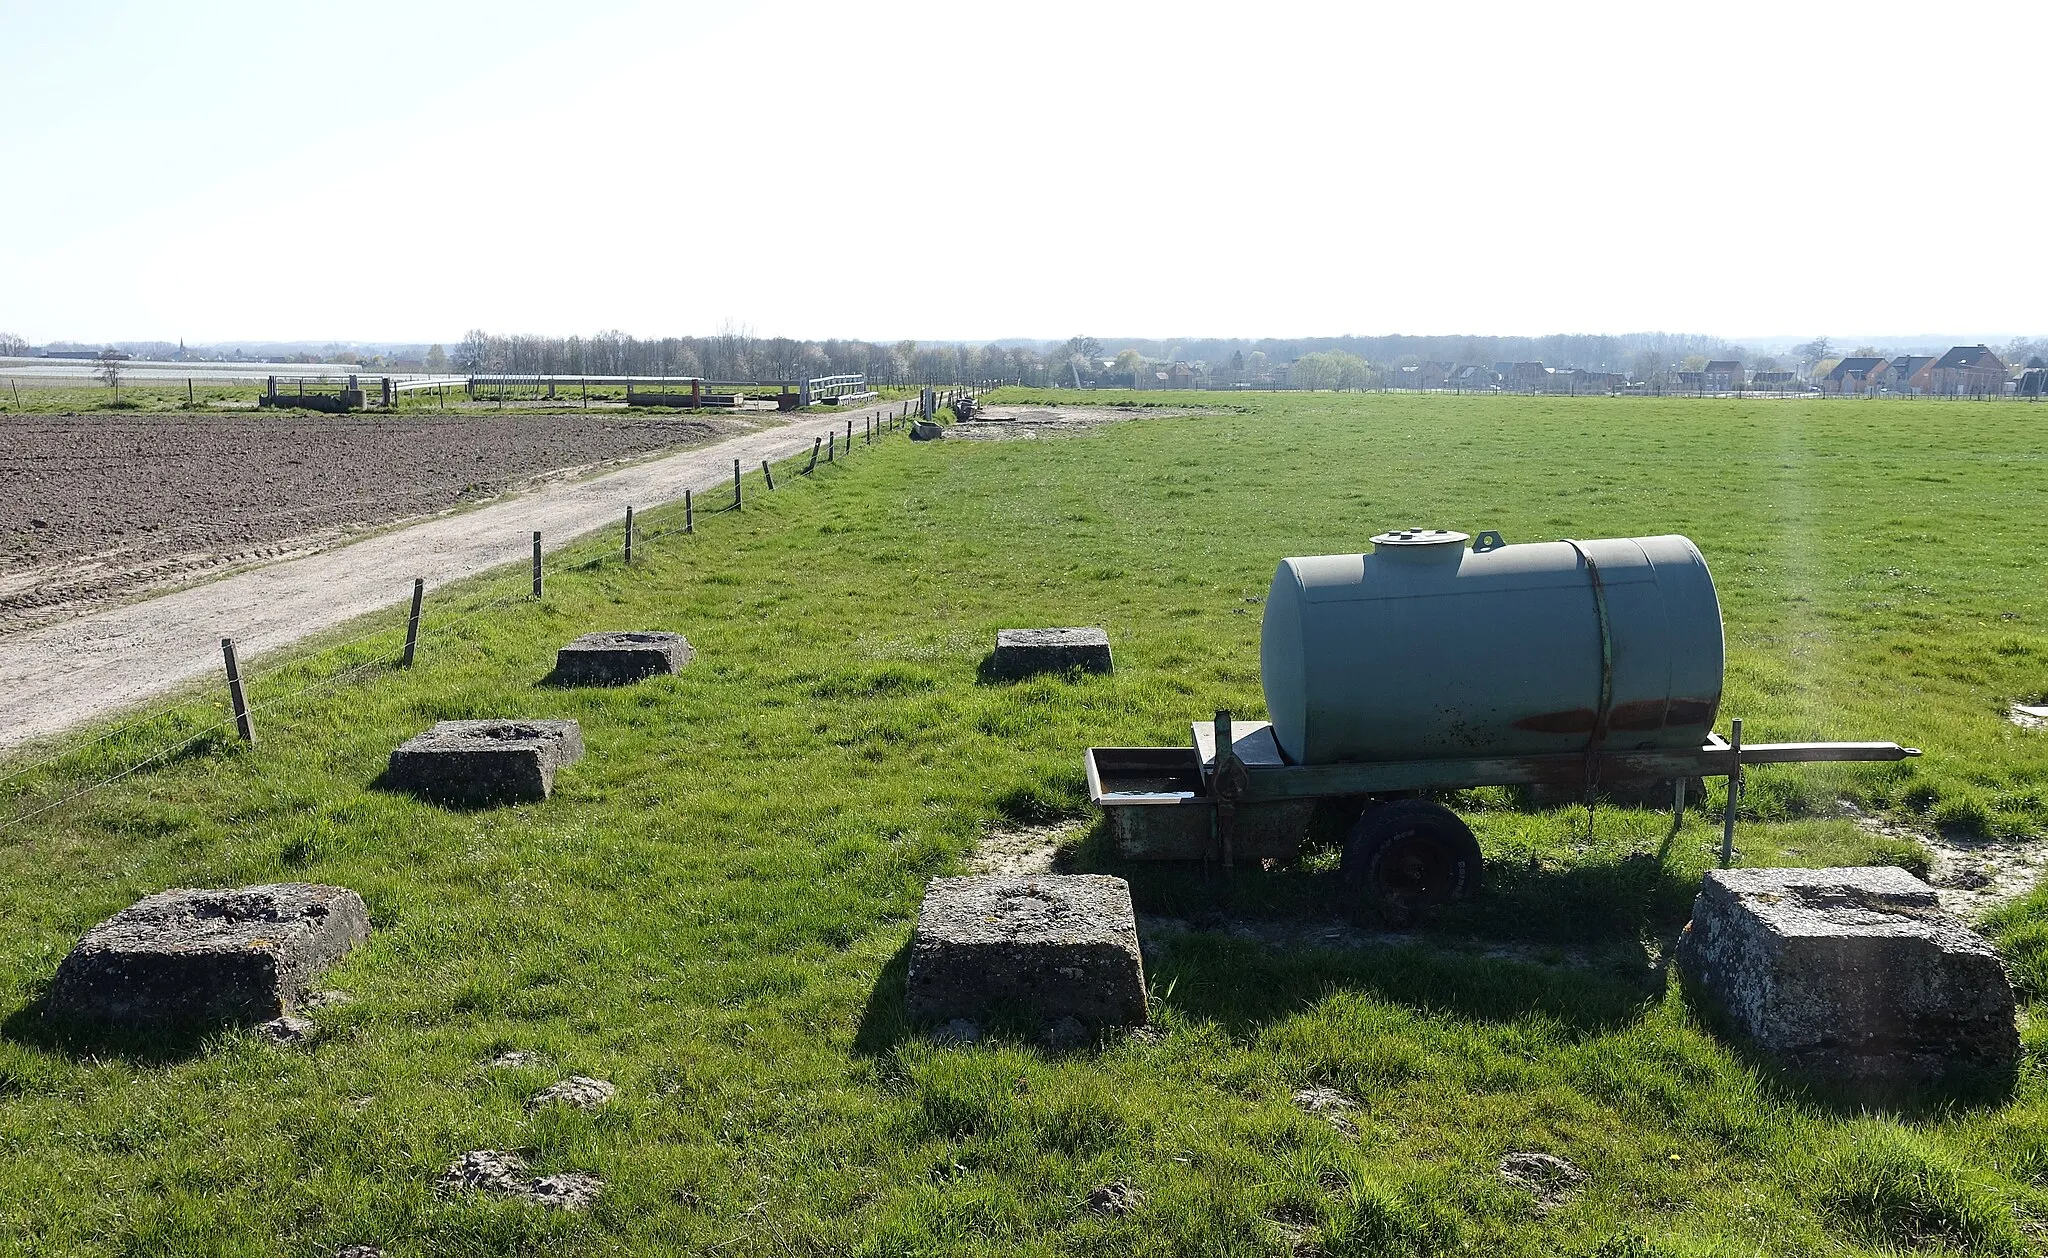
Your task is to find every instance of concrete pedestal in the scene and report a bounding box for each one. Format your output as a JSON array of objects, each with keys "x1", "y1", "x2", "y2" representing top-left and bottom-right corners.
[{"x1": 387, "y1": 719, "x2": 584, "y2": 807}]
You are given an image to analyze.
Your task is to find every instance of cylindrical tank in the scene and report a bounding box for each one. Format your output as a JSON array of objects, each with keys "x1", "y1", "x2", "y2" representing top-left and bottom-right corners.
[{"x1": 1259, "y1": 530, "x2": 1723, "y2": 765}]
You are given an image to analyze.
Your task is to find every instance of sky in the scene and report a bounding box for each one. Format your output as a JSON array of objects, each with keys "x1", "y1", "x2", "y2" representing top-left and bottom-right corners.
[{"x1": 2, "y1": 0, "x2": 2043, "y2": 346}]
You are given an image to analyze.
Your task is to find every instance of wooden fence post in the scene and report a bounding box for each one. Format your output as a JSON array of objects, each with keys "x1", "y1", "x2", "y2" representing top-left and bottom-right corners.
[
  {"x1": 402, "y1": 577, "x2": 424, "y2": 667},
  {"x1": 827, "y1": 433, "x2": 835, "y2": 463},
  {"x1": 762, "y1": 459, "x2": 775, "y2": 490},
  {"x1": 624, "y1": 505, "x2": 634, "y2": 564},
  {"x1": 532, "y1": 532, "x2": 543, "y2": 598},
  {"x1": 685, "y1": 488, "x2": 694, "y2": 533},
  {"x1": 733, "y1": 458, "x2": 742, "y2": 510},
  {"x1": 806, "y1": 437, "x2": 821, "y2": 472},
  {"x1": 221, "y1": 638, "x2": 256, "y2": 743}
]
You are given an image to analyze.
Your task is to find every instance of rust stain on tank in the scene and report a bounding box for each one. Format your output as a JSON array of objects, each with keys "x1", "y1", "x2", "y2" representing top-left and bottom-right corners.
[
  {"x1": 1513, "y1": 708, "x2": 1597, "y2": 734},
  {"x1": 1514, "y1": 695, "x2": 1721, "y2": 735}
]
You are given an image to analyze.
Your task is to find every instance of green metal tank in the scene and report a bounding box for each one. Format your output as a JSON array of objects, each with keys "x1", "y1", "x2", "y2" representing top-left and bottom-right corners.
[{"x1": 1259, "y1": 530, "x2": 1723, "y2": 765}]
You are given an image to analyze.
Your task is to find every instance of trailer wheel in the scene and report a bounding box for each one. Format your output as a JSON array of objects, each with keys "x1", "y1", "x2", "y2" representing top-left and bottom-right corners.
[{"x1": 1342, "y1": 800, "x2": 1481, "y2": 903}]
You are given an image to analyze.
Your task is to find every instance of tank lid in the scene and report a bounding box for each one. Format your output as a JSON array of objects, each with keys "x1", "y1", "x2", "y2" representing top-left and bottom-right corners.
[{"x1": 1370, "y1": 528, "x2": 1469, "y2": 551}]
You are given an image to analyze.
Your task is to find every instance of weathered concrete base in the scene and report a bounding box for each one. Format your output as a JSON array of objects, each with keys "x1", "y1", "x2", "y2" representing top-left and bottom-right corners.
[
  {"x1": 386, "y1": 719, "x2": 583, "y2": 807},
  {"x1": 907, "y1": 875, "x2": 1147, "y2": 1030},
  {"x1": 45, "y1": 884, "x2": 370, "y2": 1028},
  {"x1": 989, "y1": 627, "x2": 1112, "y2": 679},
  {"x1": 909, "y1": 420, "x2": 944, "y2": 440},
  {"x1": 1674, "y1": 866, "x2": 2018, "y2": 1084},
  {"x1": 554, "y1": 631, "x2": 692, "y2": 685}
]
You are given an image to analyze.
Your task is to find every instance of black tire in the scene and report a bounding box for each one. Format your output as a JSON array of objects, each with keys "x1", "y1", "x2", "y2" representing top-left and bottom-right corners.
[{"x1": 1341, "y1": 799, "x2": 1482, "y2": 904}]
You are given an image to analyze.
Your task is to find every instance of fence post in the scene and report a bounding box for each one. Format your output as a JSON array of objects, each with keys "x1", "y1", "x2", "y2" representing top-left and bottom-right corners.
[
  {"x1": 402, "y1": 577, "x2": 424, "y2": 667},
  {"x1": 685, "y1": 488, "x2": 694, "y2": 533},
  {"x1": 827, "y1": 433, "x2": 835, "y2": 462},
  {"x1": 807, "y1": 437, "x2": 821, "y2": 472},
  {"x1": 733, "y1": 458, "x2": 742, "y2": 510},
  {"x1": 624, "y1": 505, "x2": 634, "y2": 564},
  {"x1": 846, "y1": 418, "x2": 853, "y2": 450},
  {"x1": 532, "y1": 531, "x2": 543, "y2": 598},
  {"x1": 221, "y1": 638, "x2": 256, "y2": 744},
  {"x1": 762, "y1": 459, "x2": 775, "y2": 490},
  {"x1": 1720, "y1": 717, "x2": 1743, "y2": 868}
]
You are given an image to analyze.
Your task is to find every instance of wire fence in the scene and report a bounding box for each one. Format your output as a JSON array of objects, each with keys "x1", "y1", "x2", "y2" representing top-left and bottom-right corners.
[{"x1": 0, "y1": 387, "x2": 988, "y2": 835}]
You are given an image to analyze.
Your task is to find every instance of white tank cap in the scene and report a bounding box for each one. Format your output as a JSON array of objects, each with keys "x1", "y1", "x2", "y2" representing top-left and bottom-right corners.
[{"x1": 1370, "y1": 528, "x2": 1469, "y2": 551}]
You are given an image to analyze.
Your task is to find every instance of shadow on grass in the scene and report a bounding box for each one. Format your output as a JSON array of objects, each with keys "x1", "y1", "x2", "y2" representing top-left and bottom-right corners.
[
  {"x1": 1, "y1": 1000, "x2": 219, "y2": 1066},
  {"x1": 1671, "y1": 982, "x2": 2019, "y2": 1116},
  {"x1": 853, "y1": 942, "x2": 911, "y2": 1057}
]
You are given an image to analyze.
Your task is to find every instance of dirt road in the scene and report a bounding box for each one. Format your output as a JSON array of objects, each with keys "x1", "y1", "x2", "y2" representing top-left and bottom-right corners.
[{"x1": 0, "y1": 401, "x2": 908, "y2": 752}]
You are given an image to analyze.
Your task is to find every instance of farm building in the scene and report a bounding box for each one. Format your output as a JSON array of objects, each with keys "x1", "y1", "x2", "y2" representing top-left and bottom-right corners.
[
  {"x1": 1703, "y1": 360, "x2": 1746, "y2": 391},
  {"x1": 1449, "y1": 364, "x2": 1498, "y2": 390},
  {"x1": 1823, "y1": 357, "x2": 1889, "y2": 394},
  {"x1": 1922, "y1": 345, "x2": 2007, "y2": 396},
  {"x1": 2016, "y1": 367, "x2": 2048, "y2": 398},
  {"x1": 1881, "y1": 355, "x2": 1937, "y2": 393}
]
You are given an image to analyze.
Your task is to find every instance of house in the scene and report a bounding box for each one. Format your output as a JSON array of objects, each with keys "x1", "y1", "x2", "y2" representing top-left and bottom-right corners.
[
  {"x1": 1673, "y1": 371, "x2": 1706, "y2": 391},
  {"x1": 1395, "y1": 362, "x2": 1451, "y2": 390},
  {"x1": 1823, "y1": 357, "x2": 1889, "y2": 394},
  {"x1": 1501, "y1": 362, "x2": 1550, "y2": 392},
  {"x1": 1449, "y1": 364, "x2": 1498, "y2": 391},
  {"x1": 1703, "y1": 360, "x2": 1746, "y2": 391},
  {"x1": 1881, "y1": 355, "x2": 1936, "y2": 393},
  {"x1": 1923, "y1": 345, "x2": 2007, "y2": 396}
]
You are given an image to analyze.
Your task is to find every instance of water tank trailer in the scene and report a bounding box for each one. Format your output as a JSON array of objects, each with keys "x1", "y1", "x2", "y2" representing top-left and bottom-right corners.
[{"x1": 1084, "y1": 529, "x2": 1919, "y2": 902}]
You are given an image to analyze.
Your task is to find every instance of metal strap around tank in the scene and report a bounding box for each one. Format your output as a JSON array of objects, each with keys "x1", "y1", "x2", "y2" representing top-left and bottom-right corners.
[{"x1": 1562, "y1": 540, "x2": 1615, "y2": 803}]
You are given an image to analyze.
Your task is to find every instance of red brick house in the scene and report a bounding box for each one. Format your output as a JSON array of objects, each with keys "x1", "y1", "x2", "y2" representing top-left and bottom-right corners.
[{"x1": 1923, "y1": 345, "x2": 2007, "y2": 396}]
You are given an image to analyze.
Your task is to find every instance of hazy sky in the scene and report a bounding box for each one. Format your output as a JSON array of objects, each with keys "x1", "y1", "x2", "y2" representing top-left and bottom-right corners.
[{"x1": 3, "y1": 0, "x2": 2042, "y2": 345}]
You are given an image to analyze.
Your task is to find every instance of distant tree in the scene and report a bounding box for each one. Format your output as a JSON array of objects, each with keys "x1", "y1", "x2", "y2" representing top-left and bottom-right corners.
[
  {"x1": 1849, "y1": 345, "x2": 1880, "y2": 358},
  {"x1": 1793, "y1": 337, "x2": 1832, "y2": 366},
  {"x1": 424, "y1": 344, "x2": 448, "y2": 372},
  {"x1": 1112, "y1": 348, "x2": 1144, "y2": 379},
  {"x1": 459, "y1": 329, "x2": 491, "y2": 372},
  {"x1": 1630, "y1": 349, "x2": 1665, "y2": 383},
  {"x1": 1229, "y1": 349, "x2": 1245, "y2": 380},
  {"x1": 1680, "y1": 354, "x2": 1709, "y2": 373},
  {"x1": 96, "y1": 349, "x2": 124, "y2": 401},
  {"x1": 1062, "y1": 335, "x2": 1103, "y2": 363},
  {"x1": 0, "y1": 331, "x2": 27, "y2": 357},
  {"x1": 1754, "y1": 355, "x2": 1779, "y2": 371}
]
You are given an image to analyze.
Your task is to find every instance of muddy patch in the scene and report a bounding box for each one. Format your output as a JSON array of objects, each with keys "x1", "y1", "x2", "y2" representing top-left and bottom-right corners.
[
  {"x1": 967, "y1": 820, "x2": 1084, "y2": 875},
  {"x1": 1840, "y1": 800, "x2": 2048, "y2": 914},
  {"x1": 2010, "y1": 703, "x2": 2048, "y2": 731},
  {"x1": 946, "y1": 404, "x2": 1218, "y2": 441}
]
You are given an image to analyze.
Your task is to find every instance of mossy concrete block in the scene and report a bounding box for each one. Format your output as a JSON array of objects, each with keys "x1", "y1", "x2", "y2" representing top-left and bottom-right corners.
[
  {"x1": 554, "y1": 631, "x2": 692, "y2": 685},
  {"x1": 990, "y1": 627, "x2": 1112, "y2": 679},
  {"x1": 45, "y1": 884, "x2": 370, "y2": 1027},
  {"x1": 1674, "y1": 866, "x2": 2018, "y2": 1083},
  {"x1": 907, "y1": 875, "x2": 1147, "y2": 1029},
  {"x1": 387, "y1": 719, "x2": 583, "y2": 807}
]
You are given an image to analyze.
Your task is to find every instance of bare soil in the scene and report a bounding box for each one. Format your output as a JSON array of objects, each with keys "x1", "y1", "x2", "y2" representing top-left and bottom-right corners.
[{"x1": 0, "y1": 412, "x2": 749, "y2": 632}]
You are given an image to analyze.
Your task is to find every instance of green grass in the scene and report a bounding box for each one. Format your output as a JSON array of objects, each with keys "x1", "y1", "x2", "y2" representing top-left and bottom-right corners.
[{"x1": 2, "y1": 390, "x2": 2046, "y2": 1255}]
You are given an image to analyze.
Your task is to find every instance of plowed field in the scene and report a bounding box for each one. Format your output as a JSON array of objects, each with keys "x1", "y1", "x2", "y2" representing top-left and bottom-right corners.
[{"x1": 0, "y1": 411, "x2": 749, "y2": 632}]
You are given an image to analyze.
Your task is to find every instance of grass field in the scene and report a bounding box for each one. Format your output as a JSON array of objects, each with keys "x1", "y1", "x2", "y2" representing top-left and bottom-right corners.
[{"x1": 2, "y1": 390, "x2": 2047, "y2": 1256}]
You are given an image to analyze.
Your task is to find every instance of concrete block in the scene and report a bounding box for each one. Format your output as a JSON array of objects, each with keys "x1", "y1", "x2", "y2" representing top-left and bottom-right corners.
[
  {"x1": 907, "y1": 875, "x2": 1147, "y2": 1029},
  {"x1": 909, "y1": 420, "x2": 944, "y2": 440},
  {"x1": 1674, "y1": 866, "x2": 2018, "y2": 1083},
  {"x1": 990, "y1": 627, "x2": 1112, "y2": 679},
  {"x1": 554, "y1": 631, "x2": 692, "y2": 685},
  {"x1": 45, "y1": 884, "x2": 370, "y2": 1027},
  {"x1": 386, "y1": 719, "x2": 583, "y2": 807}
]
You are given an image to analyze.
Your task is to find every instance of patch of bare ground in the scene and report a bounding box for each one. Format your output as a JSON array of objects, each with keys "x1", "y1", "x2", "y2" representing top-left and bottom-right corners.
[
  {"x1": 966, "y1": 820, "x2": 1084, "y2": 874},
  {"x1": 1136, "y1": 913, "x2": 1659, "y2": 973},
  {"x1": 2010, "y1": 703, "x2": 2048, "y2": 731},
  {"x1": 946, "y1": 404, "x2": 1221, "y2": 441},
  {"x1": 1838, "y1": 800, "x2": 2048, "y2": 915}
]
